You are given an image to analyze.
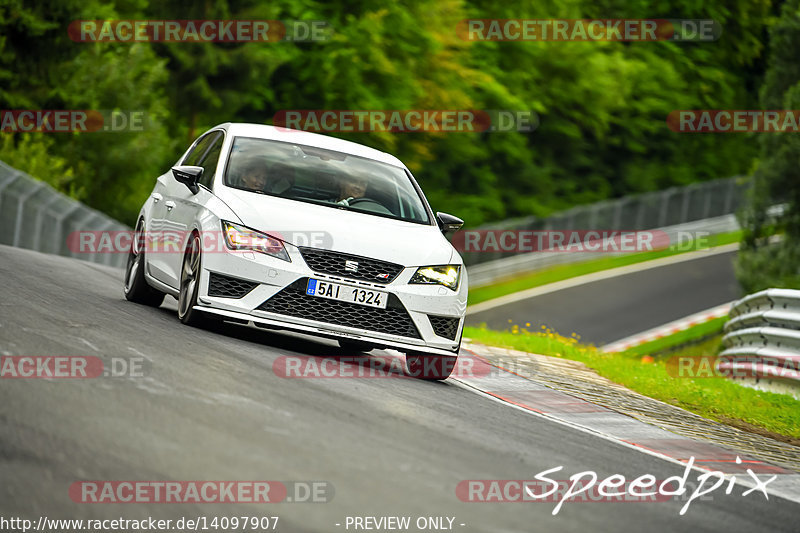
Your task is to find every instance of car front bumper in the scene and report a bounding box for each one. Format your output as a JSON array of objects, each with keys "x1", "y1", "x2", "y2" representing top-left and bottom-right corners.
[{"x1": 194, "y1": 246, "x2": 467, "y2": 356}]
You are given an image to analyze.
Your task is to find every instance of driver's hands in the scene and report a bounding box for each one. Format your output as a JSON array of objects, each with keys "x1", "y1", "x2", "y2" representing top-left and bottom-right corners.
[{"x1": 336, "y1": 197, "x2": 354, "y2": 206}]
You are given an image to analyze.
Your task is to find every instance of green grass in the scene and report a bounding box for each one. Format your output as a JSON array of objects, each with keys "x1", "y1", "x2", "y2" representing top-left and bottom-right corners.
[
  {"x1": 464, "y1": 322, "x2": 800, "y2": 441},
  {"x1": 468, "y1": 231, "x2": 742, "y2": 306}
]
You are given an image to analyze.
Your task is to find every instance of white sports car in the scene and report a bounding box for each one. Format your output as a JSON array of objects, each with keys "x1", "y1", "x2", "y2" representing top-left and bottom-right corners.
[{"x1": 124, "y1": 123, "x2": 467, "y2": 379}]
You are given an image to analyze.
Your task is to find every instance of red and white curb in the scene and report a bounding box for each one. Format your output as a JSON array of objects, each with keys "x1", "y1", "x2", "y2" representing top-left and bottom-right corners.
[
  {"x1": 450, "y1": 347, "x2": 800, "y2": 505},
  {"x1": 600, "y1": 302, "x2": 733, "y2": 353}
]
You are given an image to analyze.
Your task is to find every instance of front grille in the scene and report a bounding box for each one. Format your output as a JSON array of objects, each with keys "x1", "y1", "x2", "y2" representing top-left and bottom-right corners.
[
  {"x1": 257, "y1": 278, "x2": 420, "y2": 339},
  {"x1": 428, "y1": 315, "x2": 460, "y2": 340},
  {"x1": 298, "y1": 247, "x2": 403, "y2": 284},
  {"x1": 208, "y1": 272, "x2": 259, "y2": 299}
]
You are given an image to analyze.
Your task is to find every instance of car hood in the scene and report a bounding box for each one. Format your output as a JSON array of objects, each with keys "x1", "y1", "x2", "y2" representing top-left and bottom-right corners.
[{"x1": 217, "y1": 189, "x2": 455, "y2": 266}]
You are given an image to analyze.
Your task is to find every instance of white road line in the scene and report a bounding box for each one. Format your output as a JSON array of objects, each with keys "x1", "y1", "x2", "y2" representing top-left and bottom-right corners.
[
  {"x1": 78, "y1": 337, "x2": 100, "y2": 352},
  {"x1": 467, "y1": 243, "x2": 740, "y2": 315},
  {"x1": 127, "y1": 346, "x2": 153, "y2": 361},
  {"x1": 449, "y1": 375, "x2": 800, "y2": 505}
]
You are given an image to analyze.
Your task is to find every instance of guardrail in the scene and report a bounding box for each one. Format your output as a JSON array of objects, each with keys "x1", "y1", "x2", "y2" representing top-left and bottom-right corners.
[
  {"x1": 721, "y1": 289, "x2": 800, "y2": 398},
  {"x1": 467, "y1": 213, "x2": 741, "y2": 288},
  {"x1": 0, "y1": 160, "x2": 129, "y2": 267},
  {"x1": 462, "y1": 175, "x2": 750, "y2": 267}
]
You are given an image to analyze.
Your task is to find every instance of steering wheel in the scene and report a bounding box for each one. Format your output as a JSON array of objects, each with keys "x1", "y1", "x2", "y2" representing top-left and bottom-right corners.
[{"x1": 346, "y1": 197, "x2": 393, "y2": 215}]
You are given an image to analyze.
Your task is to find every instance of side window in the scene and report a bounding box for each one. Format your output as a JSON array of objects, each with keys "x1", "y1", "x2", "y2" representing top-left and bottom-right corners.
[
  {"x1": 183, "y1": 133, "x2": 217, "y2": 166},
  {"x1": 197, "y1": 133, "x2": 224, "y2": 190}
]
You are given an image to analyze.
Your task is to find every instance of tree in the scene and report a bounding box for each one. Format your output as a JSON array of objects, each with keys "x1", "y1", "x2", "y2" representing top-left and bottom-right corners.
[
  {"x1": 0, "y1": 0, "x2": 176, "y2": 223},
  {"x1": 736, "y1": 0, "x2": 800, "y2": 292}
]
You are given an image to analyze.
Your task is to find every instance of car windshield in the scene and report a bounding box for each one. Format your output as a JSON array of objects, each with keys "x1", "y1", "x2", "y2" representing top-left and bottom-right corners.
[{"x1": 224, "y1": 137, "x2": 431, "y2": 224}]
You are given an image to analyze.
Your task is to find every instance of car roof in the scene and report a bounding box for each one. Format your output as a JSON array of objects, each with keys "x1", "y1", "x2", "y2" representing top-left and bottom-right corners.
[{"x1": 210, "y1": 123, "x2": 407, "y2": 169}]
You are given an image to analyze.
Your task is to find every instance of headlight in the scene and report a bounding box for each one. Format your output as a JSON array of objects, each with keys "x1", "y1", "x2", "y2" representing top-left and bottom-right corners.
[
  {"x1": 222, "y1": 221, "x2": 290, "y2": 262},
  {"x1": 410, "y1": 265, "x2": 461, "y2": 291}
]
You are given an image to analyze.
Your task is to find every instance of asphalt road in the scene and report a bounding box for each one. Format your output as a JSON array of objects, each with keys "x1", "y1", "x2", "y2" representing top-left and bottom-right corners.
[
  {"x1": 1, "y1": 245, "x2": 797, "y2": 532},
  {"x1": 467, "y1": 250, "x2": 741, "y2": 346}
]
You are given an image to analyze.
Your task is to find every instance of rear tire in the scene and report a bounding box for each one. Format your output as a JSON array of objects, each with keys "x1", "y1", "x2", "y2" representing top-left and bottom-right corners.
[
  {"x1": 124, "y1": 219, "x2": 165, "y2": 307},
  {"x1": 405, "y1": 353, "x2": 458, "y2": 381}
]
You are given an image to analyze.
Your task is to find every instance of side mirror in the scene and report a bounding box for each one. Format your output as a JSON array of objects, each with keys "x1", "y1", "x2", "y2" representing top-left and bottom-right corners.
[
  {"x1": 172, "y1": 165, "x2": 203, "y2": 195},
  {"x1": 436, "y1": 212, "x2": 464, "y2": 234}
]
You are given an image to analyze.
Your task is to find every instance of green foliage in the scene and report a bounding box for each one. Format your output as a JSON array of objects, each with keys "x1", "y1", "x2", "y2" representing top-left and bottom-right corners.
[
  {"x1": 0, "y1": 134, "x2": 76, "y2": 192},
  {"x1": 0, "y1": 0, "x2": 176, "y2": 224},
  {"x1": 737, "y1": 0, "x2": 800, "y2": 292},
  {"x1": 0, "y1": 0, "x2": 780, "y2": 228}
]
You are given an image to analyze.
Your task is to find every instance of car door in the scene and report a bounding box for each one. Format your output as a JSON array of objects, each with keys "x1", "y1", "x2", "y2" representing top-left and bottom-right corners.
[
  {"x1": 147, "y1": 131, "x2": 222, "y2": 288},
  {"x1": 161, "y1": 130, "x2": 225, "y2": 287},
  {"x1": 144, "y1": 171, "x2": 170, "y2": 266}
]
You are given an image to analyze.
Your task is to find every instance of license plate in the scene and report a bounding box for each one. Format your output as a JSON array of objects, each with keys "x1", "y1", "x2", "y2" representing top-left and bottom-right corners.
[{"x1": 306, "y1": 279, "x2": 388, "y2": 309}]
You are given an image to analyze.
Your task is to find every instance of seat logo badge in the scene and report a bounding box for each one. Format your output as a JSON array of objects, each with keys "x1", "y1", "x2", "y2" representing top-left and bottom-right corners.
[{"x1": 345, "y1": 260, "x2": 359, "y2": 272}]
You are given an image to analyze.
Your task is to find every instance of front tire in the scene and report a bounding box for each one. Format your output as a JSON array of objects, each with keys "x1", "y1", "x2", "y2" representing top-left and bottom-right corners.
[
  {"x1": 405, "y1": 353, "x2": 458, "y2": 381},
  {"x1": 177, "y1": 233, "x2": 213, "y2": 328},
  {"x1": 124, "y1": 219, "x2": 165, "y2": 307}
]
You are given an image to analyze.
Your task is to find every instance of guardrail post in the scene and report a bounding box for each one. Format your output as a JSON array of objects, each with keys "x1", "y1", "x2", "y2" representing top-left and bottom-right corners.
[
  {"x1": 658, "y1": 190, "x2": 673, "y2": 228},
  {"x1": 680, "y1": 187, "x2": 691, "y2": 224},
  {"x1": 69, "y1": 209, "x2": 102, "y2": 259},
  {"x1": 31, "y1": 193, "x2": 65, "y2": 251},
  {"x1": 12, "y1": 180, "x2": 45, "y2": 247},
  {"x1": 53, "y1": 204, "x2": 82, "y2": 256},
  {"x1": 0, "y1": 170, "x2": 22, "y2": 198},
  {"x1": 723, "y1": 181, "x2": 735, "y2": 214}
]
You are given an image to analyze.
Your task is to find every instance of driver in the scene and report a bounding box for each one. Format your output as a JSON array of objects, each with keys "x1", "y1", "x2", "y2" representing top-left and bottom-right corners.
[
  {"x1": 239, "y1": 160, "x2": 269, "y2": 192},
  {"x1": 336, "y1": 174, "x2": 368, "y2": 206},
  {"x1": 238, "y1": 160, "x2": 295, "y2": 195}
]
